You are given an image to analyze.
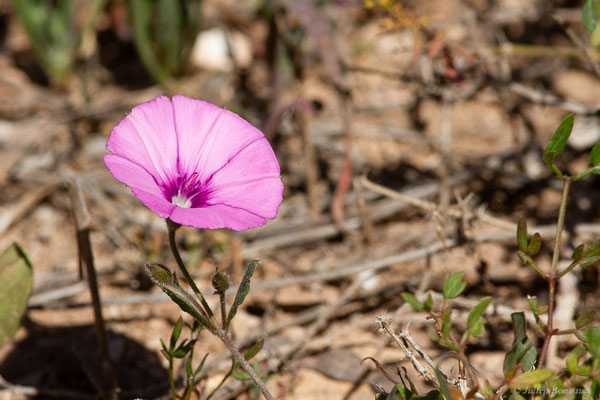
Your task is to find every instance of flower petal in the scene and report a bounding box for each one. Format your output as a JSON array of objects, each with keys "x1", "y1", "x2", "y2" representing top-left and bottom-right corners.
[
  {"x1": 106, "y1": 96, "x2": 178, "y2": 186},
  {"x1": 103, "y1": 154, "x2": 175, "y2": 218},
  {"x1": 132, "y1": 188, "x2": 176, "y2": 219},
  {"x1": 205, "y1": 138, "x2": 283, "y2": 219},
  {"x1": 170, "y1": 203, "x2": 267, "y2": 231},
  {"x1": 172, "y1": 95, "x2": 264, "y2": 180}
]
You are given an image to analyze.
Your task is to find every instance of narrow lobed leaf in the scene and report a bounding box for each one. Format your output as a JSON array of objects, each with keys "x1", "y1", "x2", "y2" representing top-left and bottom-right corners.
[
  {"x1": 434, "y1": 368, "x2": 452, "y2": 400},
  {"x1": 186, "y1": 357, "x2": 193, "y2": 377},
  {"x1": 170, "y1": 316, "x2": 184, "y2": 350},
  {"x1": 244, "y1": 340, "x2": 264, "y2": 362},
  {"x1": 195, "y1": 353, "x2": 209, "y2": 376},
  {"x1": 544, "y1": 113, "x2": 574, "y2": 167},
  {"x1": 227, "y1": 260, "x2": 259, "y2": 328}
]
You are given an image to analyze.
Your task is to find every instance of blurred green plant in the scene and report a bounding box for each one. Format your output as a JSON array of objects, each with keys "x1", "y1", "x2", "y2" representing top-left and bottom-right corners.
[
  {"x1": 0, "y1": 244, "x2": 33, "y2": 348},
  {"x1": 388, "y1": 114, "x2": 600, "y2": 399},
  {"x1": 129, "y1": 0, "x2": 202, "y2": 84},
  {"x1": 583, "y1": 0, "x2": 600, "y2": 47},
  {"x1": 14, "y1": 0, "x2": 107, "y2": 86}
]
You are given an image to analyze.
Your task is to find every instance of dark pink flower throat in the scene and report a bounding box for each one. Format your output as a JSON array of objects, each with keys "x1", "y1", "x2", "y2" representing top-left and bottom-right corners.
[{"x1": 161, "y1": 172, "x2": 212, "y2": 208}]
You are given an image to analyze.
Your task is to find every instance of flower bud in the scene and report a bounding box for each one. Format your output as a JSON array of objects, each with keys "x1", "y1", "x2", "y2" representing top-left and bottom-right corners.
[{"x1": 211, "y1": 270, "x2": 231, "y2": 293}]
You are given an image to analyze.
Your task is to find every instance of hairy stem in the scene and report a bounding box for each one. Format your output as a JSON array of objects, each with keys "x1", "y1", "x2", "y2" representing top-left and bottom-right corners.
[
  {"x1": 219, "y1": 292, "x2": 227, "y2": 330},
  {"x1": 216, "y1": 329, "x2": 274, "y2": 400},
  {"x1": 167, "y1": 220, "x2": 216, "y2": 325}
]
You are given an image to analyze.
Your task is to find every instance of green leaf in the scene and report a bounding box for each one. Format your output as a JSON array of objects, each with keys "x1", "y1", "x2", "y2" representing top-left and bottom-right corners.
[
  {"x1": 401, "y1": 292, "x2": 425, "y2": 311},
  {"x1": 584, "y1": 0, "x2": 599, "y2": 32},
  {"x1": 227, "y1": 260, "x2": 259, "y2": 328},
  {"x1": 424, "y1": 293, "x2": 433, "y2": 311},
  {"x1": 503, "y1": 312, "x2": 538, "y2": 375},
  {"x1": 581, "y1": 240, "x2": 600, "y2": 268},
  {"x1": 592, "y1": 379, "x2": 600, "y2": 398},
  {"x1": 160, "y1": 338, "x2": 170, "y2": 358},
  {"x1": 0, "y1": 244, "x2": 33, "y2": 347},
  {"x1": 566, "y1": 344, "x2": 586, "y2": 375},
  {"x1": 566, "y1": 352, "x2": 578, "y2": 374},
  {"x1": 586, "y1": 326, "x2": 600, "y2": 357},
  {"x1": 509, "y1": 369, "x2": 554, "y2": 390},
  {"x1": 387, "y1": 384, "x2": 416, "y2": 400},
  {"x1": 441, "y1": 310, "x2": 452, "y2": 339},
  {"x1": 231, "y1": 370, "x2": 251, "y2": 381},
  {"x1": 543, "y1": 114, "x2": 574, "y2": 170},
  {"x1": 572, "y1": 244, "x2": 585, "y2": 261},
  {"x1": 170, "y1": 316, "x2": 184, "y2": 350},
  {"x1": 578, "y1": 363, "x2": 592, "y2": 376},
  {"x1": 161, "y1": 349, "x2": 172, "y2": 363},
  {"x1": 243, "y1": 340, "x2": 264, "y2": 362},
  {"x1": 470, "y1": 318, "x2": 485, "y2": 337},
  {"x1": 420, "y1": 390, "x2": 444, "y2": 400},
  {"x1": 434, "y1": 368, "x2": 452, "y2": 400},
  {"x1": 525, "y1": 233, "x2": 541, "y2": 256},
  {"x1": 129, "y1": 0, "x2": 200, "y2": 83},
  {"x1": 172, "y1": 345, "x2": 188, "y2": 358},
  {"x1": 195, "y1": 353, "x2": 209, "y2": 375},
  {"x1": 591, "y1": 142, "x2": 600, "y2": 165},
  {"x1": 517, "y1": 218, "x2": 528, "y2": 252},
  {"x1": 576, "y1": 310, "x2": 596, "y2": 329},
  {"x1": 186, "y1": 356, "x2": 193, "y2": 376},
  {"x1": 467, "y1": 297, "x2": 491, "y2": 330},
  {"x1": 442, "y1": 272, "x2": 465, "y2": 299},
  {"x1": 527, "y1": 296, "x2": 538, "y2": 312}
]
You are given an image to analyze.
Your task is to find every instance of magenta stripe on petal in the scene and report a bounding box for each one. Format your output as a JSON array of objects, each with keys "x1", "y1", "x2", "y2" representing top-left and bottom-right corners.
[{"x1": 104, "y1": 95, "x2": 283, "y2": 230}]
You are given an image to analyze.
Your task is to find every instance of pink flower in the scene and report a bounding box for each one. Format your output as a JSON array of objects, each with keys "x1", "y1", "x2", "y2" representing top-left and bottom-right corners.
[{"x1": 103, "y1": 95, "x2": 283, "y2": 230}]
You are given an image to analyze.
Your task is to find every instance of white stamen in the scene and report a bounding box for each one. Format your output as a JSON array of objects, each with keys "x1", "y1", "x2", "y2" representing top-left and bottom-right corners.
[{"x1": 172, "y1": 192, "x2": 192, "y2": 208}]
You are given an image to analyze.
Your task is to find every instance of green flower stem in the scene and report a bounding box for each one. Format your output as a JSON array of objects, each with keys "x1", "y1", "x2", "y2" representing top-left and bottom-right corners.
[
  {"x1": 166, "y1": 219, "x2": 217, "y2": 326},
  {"x1": 538, "y1": 177, "x2": 571, "y2": 368},
  {"x1": 216, "y1": 329, "x2": 274, "y2": 400},
  {"x1": 205, "y1": 368, "x2": 233, "y2": 400},
  {"x1": 168, "y1": 357, "x2": 176, "y2": 400},
  {"x1": 219, "y1": 292, "x2": 227, "y2": 330}
]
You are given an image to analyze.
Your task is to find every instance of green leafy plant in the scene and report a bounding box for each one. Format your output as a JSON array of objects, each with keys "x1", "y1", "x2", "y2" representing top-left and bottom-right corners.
[
  {"x1": 383, "y1": 114, "x2": 600, "y2": 399},
  {"x1": 0, "y1": 244, "x2": 33, "y2": 348},
  {"x1": 129, "y1": 0, "x2": 202, "y2": 84},
  {"x1": 13, "y1": 0, "x2": 107, "y2": 85}
]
